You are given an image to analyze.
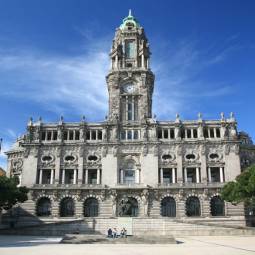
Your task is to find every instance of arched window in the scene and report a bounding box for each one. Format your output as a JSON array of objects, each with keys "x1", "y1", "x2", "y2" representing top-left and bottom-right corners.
[
  {"x1": 84, "y1": 198, "x2": 99, "y2": 217},
  {"x1": 60, "y1": 197, "x2": 74, "y2": 217},
  {"x1": 36, "y1": 197, "x2": 51, "y2": 217},
  {"x1": 118, "y1": 197, "x2": 138, "y2": 217},
  {"x1": 211, "y1": 196, "x2": 225, "y2": 216},
  {"x1": 161, "y1": 197, "x2": 176, "y2": 217},
  {"x1": 186, "y1": 196, "x2": 201, "y2": 217}
]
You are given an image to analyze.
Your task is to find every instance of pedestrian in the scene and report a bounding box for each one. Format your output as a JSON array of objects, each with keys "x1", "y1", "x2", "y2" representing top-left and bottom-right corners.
[
  {"x1": 107, "y1": 228, "x2": 112, "y2": 238},
  {"x1": 113, "y1": 227, "x2": 118, "y2": 238}
]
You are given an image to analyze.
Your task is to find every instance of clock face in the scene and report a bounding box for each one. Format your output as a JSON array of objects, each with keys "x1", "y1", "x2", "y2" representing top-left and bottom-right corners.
[{"x1": 123, "y1": 84, "x2": 135, "y2": 93}]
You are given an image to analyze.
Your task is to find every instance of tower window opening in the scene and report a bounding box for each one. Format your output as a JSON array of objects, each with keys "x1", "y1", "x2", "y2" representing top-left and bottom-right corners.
[{"x1": 125, "y1": 40, "x2": 135, "y2": 58}]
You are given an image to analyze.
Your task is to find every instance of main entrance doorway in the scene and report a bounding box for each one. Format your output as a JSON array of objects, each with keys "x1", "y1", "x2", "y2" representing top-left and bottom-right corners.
[{"x1": 118, "y1": 197, "x2": 138, "y2": 217}]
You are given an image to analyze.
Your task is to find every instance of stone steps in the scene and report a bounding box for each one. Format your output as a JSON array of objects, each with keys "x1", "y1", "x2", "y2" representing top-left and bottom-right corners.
[{"x1": 1, "y1": 217, "x2": 254, "y2": 236}]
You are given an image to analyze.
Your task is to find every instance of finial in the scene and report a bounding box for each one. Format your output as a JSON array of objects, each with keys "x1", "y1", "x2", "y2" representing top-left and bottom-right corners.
[
  {"x1": 129, "y1": 9, "x2": 132, "y2": 16},
  {"x1": 38, "y1": 116, "x2": 42, "y2": 124},
  {"x1": 81, "y1": 115, "x2": 86, "y2": 122},
  {"x1": 28, "y1": 117, "x2": 33, "y2": 126},
  {"x1": 220, "y1": 112, "x2": 225, "y2": 121},
  {"x1": 59, "y1": 115, "x2": 64, "y2": 125},
  {"x1": 230, "y1": 112, "x2": 235, "y2": 121}
]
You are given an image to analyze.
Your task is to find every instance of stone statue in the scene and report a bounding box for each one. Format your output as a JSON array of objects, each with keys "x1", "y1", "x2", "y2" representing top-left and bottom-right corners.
[
  {"x1": 110, "y1": 191, "x2": 117, "y2": 217},
  {"x1": 197, "y1": 124, "x2": 203, "y2": 138},
  {"x1": 141, "y1": 190, "x2": 149, "y2": 216}
]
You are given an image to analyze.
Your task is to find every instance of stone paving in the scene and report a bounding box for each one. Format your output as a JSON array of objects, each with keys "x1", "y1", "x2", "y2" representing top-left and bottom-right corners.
[{"x1": 0, "y1": 235, "x2": 255, "y2": 255}]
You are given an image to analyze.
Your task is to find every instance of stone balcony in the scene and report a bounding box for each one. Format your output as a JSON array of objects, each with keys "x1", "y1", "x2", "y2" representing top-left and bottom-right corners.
[
  {"x1": 157, "y1": 182, "x2": 225, "y2": 189},
  {"x1": 32, "y1": 183, "x2": 105, "y2": 190}
]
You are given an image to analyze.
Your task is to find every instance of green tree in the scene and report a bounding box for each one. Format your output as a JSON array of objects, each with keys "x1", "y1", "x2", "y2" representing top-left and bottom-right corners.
[
  {"x1": 0, "y1": 175, "x2": 28, "y2": 212},
  {"x1": 221, "y1": 164, "x2": 255, "y2": 206}
]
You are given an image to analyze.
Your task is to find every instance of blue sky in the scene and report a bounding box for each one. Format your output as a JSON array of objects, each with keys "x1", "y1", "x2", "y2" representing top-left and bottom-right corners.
[{"x1": 0, "y1": 0, "x2": 255, "y2": 169}]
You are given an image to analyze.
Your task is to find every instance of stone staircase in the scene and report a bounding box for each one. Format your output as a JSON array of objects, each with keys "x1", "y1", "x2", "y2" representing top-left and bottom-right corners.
[{"x1": 1, "y1": 217, "x2": 255, "y2": 236}]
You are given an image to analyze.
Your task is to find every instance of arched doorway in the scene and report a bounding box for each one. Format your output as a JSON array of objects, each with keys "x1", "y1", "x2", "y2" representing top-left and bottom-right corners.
[
  {"x1": 186, "y1": 196, "x2": 201, "y2": 217},
  {"x1": 118, "y1": 197, "x2": 138, "y2": 217},
  {"x1": 36, "y1": 197, "x2": 51, "y2": 217},
  {"x1": 211, "y1": 196, "x2": 225, "y2": 216},
  {"x1": 84, "y1": 197, "x2": 99, "y2": 217},
  {"x1": 60, "y1": 197, "x2": 74, "y2": 217},
  {"x1": 161, "y1": 197, "x2": 176, "y2": 217}
]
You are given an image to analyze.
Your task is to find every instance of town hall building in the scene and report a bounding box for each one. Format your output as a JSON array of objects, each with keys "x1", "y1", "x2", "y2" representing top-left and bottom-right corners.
[{"x1": 4, "y1": 11, "x2": 255, "y2": 233}]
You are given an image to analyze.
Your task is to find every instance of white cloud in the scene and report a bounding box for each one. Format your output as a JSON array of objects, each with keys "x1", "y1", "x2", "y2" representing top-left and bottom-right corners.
[
  {"x1": 0, "y1": 39, "x2": 110, "y2": 120},
  {"x1": 0, "y1": 32, "x2": 238, "y2": 125}
]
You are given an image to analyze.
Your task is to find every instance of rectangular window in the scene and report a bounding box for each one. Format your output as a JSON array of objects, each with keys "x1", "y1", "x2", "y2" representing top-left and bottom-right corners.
[
  {"x1": 204, "y1": 128, "x2": 209, "y2": 138},
  {"x1": 42, "y1": 169, "x2": 51, "y2": 184},
  {"x1": 91, "y1": 130, "x2": 96, "y2": 140},
  {"x1": 88, "y1": 169, "x2": 97, "y2": 184},
  {"x1": 216, "y1": 128, "x2": 221, "y2": 138},
  {"x1": 75, "y1": 130, "x2": 80, "y2": 140},
  {"x1": 170, "y1": 129, "x2": 175, "y2": 139},
  {"x1": 63, "y1": 131, "x2": 68, "y2": 140},
  {"x1": 134, "y1": 97, "x2": 138, "y2": 121},
  {"x1": 163, "y1": 169, "x2": 171, "y2": 183},
  {"x1": 53, "y1": 131, "x2": 58, "y2": 140},
  {"x1": 41, "y1": 131, "x2": 46, "y2": 141},
  {"x1": 125, "y1": 40, "x2": 135, "y2": 58},
  {"x1": 69, "y1": 130, "x2": 74, "y2": 140},
  {"x1": 134, "y1": 130, "x2": 139, "y2": 139},
  {"x1": 187, "y1": 129, "x2": 191, "y2": 138},
  {"x1": 47, "y1": 131, "x2": 52, "y2": 141},
  {"x1": 86, "y1": 131, "x2": 90, "y2": 140},
  {"x1": 98, "y1": 130, "x2": 102, "y2": 140},
  {"x1": 163, "y1": 129, "x2": 168, "y2": 139},
  {"x1": 211, "y1": 167, "x2": 220, "y2": 182},
  {"x1": 128, "y1": 97, "x2": 132, "y2": 121},
  {"x1": 187, "y1": 168, "x2": 196, "y2": 183},
  {"x1": 127, "y1": 130, "x2": 132, "y2": 140},
  {"x1": 210, "y1": 128, "x2": 214, "y2": 138},
  {"x1": 158, "y1": 129, "x2": 162, "y2": 139},
  {"x1": 121, "y1": 131, "x2": 126, "y2": 140},
  {"x1": 193, "y1": 129, "x2": 198, "y2": 138}
]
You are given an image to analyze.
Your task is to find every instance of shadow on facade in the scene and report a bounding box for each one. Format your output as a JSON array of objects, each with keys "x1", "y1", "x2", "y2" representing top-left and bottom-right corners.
[{"x1": 0, "y1": 206, "x2": 102, "y2": 236}]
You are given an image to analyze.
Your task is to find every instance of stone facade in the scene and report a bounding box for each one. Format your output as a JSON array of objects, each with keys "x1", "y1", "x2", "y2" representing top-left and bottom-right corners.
[{"x1": 4, "y1": 11, "x2": 255, "y2": 227}]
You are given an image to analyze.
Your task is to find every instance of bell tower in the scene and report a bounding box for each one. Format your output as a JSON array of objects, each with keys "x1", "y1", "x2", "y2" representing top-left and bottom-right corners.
[{"x1": 106, "y1": 10, "x2": 155, "y2": 123}]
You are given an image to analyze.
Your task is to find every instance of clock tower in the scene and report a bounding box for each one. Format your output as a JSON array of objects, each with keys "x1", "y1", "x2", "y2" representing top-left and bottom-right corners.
[{"x1": 106, "y1": 10, "x2": 155, "y2": 124}]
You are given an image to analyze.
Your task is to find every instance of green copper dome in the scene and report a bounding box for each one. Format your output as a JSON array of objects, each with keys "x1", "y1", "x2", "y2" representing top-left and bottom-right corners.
[{"x1": 120, "y1": 10, "x2": 140, "y2": 29}]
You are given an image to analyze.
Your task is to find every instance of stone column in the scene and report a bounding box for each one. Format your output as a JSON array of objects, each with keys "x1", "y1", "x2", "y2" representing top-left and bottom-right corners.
[
  {"x1": 220, "y1": 167, "x2": 224, "y2": 182},
  {"x1": 50, "y1": 169, "x2": 54, "y2": 184},
  {"x1": 135, "y1": 169, "x2": 140, "y2": 184},
  {"x1": 39, "y1": 169, "x2": 43, "y2": 184},
  {"x1": 141, "y1": 54, "x2": 144, "y2": 68},
  {"x1": 97, "y1": 169, "x2": 100, "y2": 184},
  {"x1": 73, "y1": 169, "x2": 77, "y2": 184},
  {"x1": 85, "y1": 169, "x2": 88, "y2": 184},
  {"x1": 172, "y1": 168, "x2": 176, "y2": 184},
  {"x1": 160, "y1": 168, "x2": 163, "y2": 184},
  {"x1": 62, "y1": 169, "x2": 65, "y2": 184},
  {"x1": 196, "y1": 167, "x2": 200, "y2": 183},
  {"x1": 120, "y1": 169, "x2": 124, "y2": 184},
  {"x1": 184, "y1": 168, "x2": 188, "y2": 183}
]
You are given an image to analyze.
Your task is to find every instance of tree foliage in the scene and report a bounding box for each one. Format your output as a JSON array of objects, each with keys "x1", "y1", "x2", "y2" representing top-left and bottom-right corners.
[
  {"x1": 221, "y1": 164, "x2": 255, "y2": 206},
  {"x1": 0, "y1": 175, "x2": 28, "y2": 211}
]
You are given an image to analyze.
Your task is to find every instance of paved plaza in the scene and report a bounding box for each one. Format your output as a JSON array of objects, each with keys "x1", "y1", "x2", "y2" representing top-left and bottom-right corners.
[{"x1": 0, "y1": 235, "x2": 255, "y2": 255}]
